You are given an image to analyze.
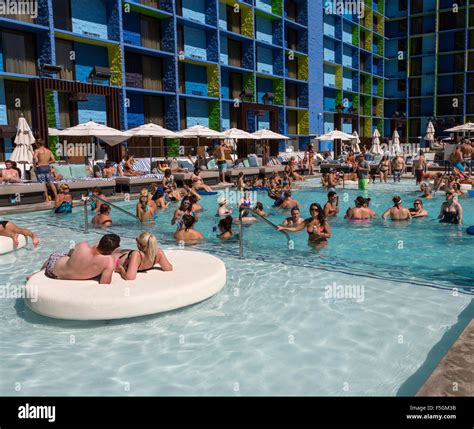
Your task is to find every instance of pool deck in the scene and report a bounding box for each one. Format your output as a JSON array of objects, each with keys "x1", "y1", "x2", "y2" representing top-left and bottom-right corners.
[{"x1": 417, "y1": 319, "x2": 474, "y2": 397}]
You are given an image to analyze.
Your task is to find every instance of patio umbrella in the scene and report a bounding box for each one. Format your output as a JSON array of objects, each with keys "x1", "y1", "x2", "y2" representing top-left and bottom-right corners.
[
  {"x1": 48, "y1": 127, "x2": 61, "y2": 136},
  {"x1": 59, "y1": 121, "x2": 129, "y2": 146},
  {"x1": 444, "y1": 123, "x2": 474, "y2": 133},
  {"x1": 11, "y1": 116, "x2": 35, "y2": 177},
  {"x1": 369, "y1": 129, "x2": 383, "y2": 155},
  {"x1": 317, "y1": 129, "x2": 354, "y2": 141},
  {"x1": 350, "y1": 131, "x2": 361, "y2": 153},
  {"x1": 125, "y1": 123, "x2": 177, "y2": 172},
  {"x1": 391, "y1": 130, "x2": 402, "y2": 155},
  {"x1": 251, "y1": 129, "x2": 289, "y2": 165},
  {"x1": 424, "y1": 121, "x2": 435, "y2": 148},
  {"x1": 176, "y1": 124, "x2": 225, "y2": 160},
  {"x1": 221, "y1": 128, "x2": 256, "y2": 161}
]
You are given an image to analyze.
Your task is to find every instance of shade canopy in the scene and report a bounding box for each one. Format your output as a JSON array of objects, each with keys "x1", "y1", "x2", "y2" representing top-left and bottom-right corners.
[
  {"x1": 59, "y1": 121, "x2": 129, "y2": 146},
  {"x1": 48, "y1": 127, "x2": 61, "y2": 136},
  {"x1": 176, "y1": 124, "x2": 225, "y2": 139},
  {"x1": 221, "y1": 128, "x2": 256, "y2": 140},
  {"x1": 369, "y1": 128, "x2": 383, "y2": 155},
  {"x1": 317, "y1": 129, "x2": 353, "y2": 141},
  {"x1": 11, "y1": 116, "x2": 35, "y2": 165},
  {"x1": 250, "y1": 129, "x2": 289, "y2": 140},
  {"x1": 125, "y1": 122, "x2": 177, "y2": 138},
  {"x1": 444, "y1": 123, "x2": 474, "y2": 133}
]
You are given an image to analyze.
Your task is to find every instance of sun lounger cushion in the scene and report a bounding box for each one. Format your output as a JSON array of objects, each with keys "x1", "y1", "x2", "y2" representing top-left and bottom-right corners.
[{"x1": 248, "y1": 155, "x2": 259, "y2": 168}]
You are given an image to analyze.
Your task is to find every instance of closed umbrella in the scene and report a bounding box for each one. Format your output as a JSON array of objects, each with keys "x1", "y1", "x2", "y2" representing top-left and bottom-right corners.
[
  {"x1": 369, "y1": 129, "x2": 383, "y2": 155},
  {"x1": 250, "y1": 129, "x2": 289, "y2": 165},
  {"x1": 351, "y1": 131, "x2": 361, "y2": 153},
  {"x1": 48, "y1": 127, "x2": 61, "y2": 136},
  {"x1": 125, "y1": 123, "x2": 176, "y2": 172},
  {"x1": 11, "y1": 116, "x2": 35, "y2": 178},
  {"x1": 424, "y1": 121, "x2": 435, "y2": 148},
  {"x1": 391, "y1": 130, "x2": 402, "y2": 155}
]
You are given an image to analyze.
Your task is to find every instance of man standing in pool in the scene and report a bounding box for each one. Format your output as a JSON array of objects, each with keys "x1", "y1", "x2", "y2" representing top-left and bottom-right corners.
[
  {"x1": 32, "y1": 234, "x2": 121, "y2": 285},
  {"x1": 356, "y1": 154, "x2": 371, "y2": 191},
  {"x1": 382, "y1": 196, "x2": 412, "y2": 221}
]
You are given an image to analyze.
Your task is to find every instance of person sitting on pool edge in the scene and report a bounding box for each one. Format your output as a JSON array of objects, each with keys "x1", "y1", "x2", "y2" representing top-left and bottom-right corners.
[
  {"x1": 382, "y1": 196, "x2": 412, "y2": 221},
  {"x1": 409, "y1": 200, "x2": 428, "y2": 218},
  {"x1": 114, "y1": 232, "x2": 173, "y2": 280},
  {"x1": 54, "y1": 184, "x2": 73, "y2": 214},
  {"x1": 33, "y1": 234, "x2": 121, "y2": 285},
  {"x1": 277, "y1": 203, "x2": 331, "y2": 250},
  {"x1": 174, "y1": 214, "x2": 203, "y2": 244},
  {"x1": 0, "y1": 220, "x2": 39, "y2": 247},
  {"x1": 92, "y1": 204, "x2": 113, "y2": 227}
]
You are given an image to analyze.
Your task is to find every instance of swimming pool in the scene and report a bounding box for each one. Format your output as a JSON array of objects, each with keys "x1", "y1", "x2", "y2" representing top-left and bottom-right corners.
[{"x1": 0, "y1": 179, "x2": 472, "y2": 396}]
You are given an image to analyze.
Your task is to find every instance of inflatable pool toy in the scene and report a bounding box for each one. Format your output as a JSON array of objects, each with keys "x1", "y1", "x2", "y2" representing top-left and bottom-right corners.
[
  {"x1": 0, "y1": 235, "x2": 27, "y2": 255},
  {"x1": 25, "y1": 250, "x2": 226, "y2": 321},
  {"x1": 197, "y1": 191, "x2": 218, "y2": 196},
  {"x1": 468, "y1": 190, "x2": 474, "y2": 198},
  {"x1": 467, "y1": 226, "x2": 474, "y2": 236}
]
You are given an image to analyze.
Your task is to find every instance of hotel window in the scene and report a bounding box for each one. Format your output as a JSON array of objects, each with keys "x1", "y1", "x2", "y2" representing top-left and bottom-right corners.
[
  {"x1": 288, "y1": 57, "x2": 298, "y2": 79},
  {"x1": 410, "y1": 58, "x2": 422, "y2": 76},
  {"x1": 140, "y1": 0, "x2": 160, "y2": 8},
  {"x1": 467, "y1": 95, "x2": 474, "y2": 114},
  {"x1": 176, "y1": 0, "x2": 183, "y2": 16},
  {"x1": 286, "y1": 110, "x2": 297, "y2": 135},
  {"x1": 409, "y1": 78, "x2": 421, "y2": 97},
  {"x1": 411, "y1": 38, "x2": 422, "y2": 56},
  {"x1": 55, "y1": 39, "x2": 75, "y2": 81},
  {"x1": 285, "y1": 0, "x2": 297, "y2": 21},
  {"x1": 177, "y1": 25, "x2": 184, "y2": 54},
  {"x1": 397, "y1": 79, "x2": 406, "y2": 92},
  {"x1": 3, "y1": 0, "x2": 36, "y2": 23},
  {"x1": 141, "y1": 15, "x2": 161, "y2": 50},
  {"x1": 178, "y1": 63, "x2": 185, "y2": 93},
  {"x1": 398, "y1": 60, "x2": 407, "y2": 72},
  {"x1": 5, "y1": 80, "x2": 32, "y2": 125},
  {"x1": 399, "y1": 0, "x2": 407, "y2": 11},
  {"x1": 229, "y1": 72, "x2": 243, "y2": 100},
  {"x1": 142, "y1": 56, "x2": 163, "y2": 91},
  {"x1": 286, "y1": 83, "x2": 298, "y2": 107},
  {"x1": 286, "y1": 28, "x2": 298, "y2": 51},
  {"x1": 58, "y1": 92, "x2": 78, "y2": 129},
  {"x1": 53, "y1": 0, "x2": 72, "y2": 31},
  {"x1": 409, "y1": 118, "x2": 421, "y2": 136},
  {"x1": 179, "y1": 98, "x2": 187, "y2": 130},
  {"x1": 467, "y1": 73, "x2": 474, "y2": 92},
  {"x1": 227, "y1": 5, "x2": 241, "y2": 34},
  {"x1": 398, "y1": 39, "x2": 407, "y2": 52},
  {"x1": 398, "y1": 19, "x2": 407, "y2": 33},
  {"x1": 228, "y1": 39, "x2": 242, "y2": 68},
  {"x1": 144, "y1": 96, "x2": 164, "y2": 126},
  {"x1": 1, "y1": 30, "x2": 36, "y2": 76}
]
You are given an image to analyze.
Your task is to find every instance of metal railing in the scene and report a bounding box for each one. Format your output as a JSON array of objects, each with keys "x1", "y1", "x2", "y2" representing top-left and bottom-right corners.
[
  {"x1": 238, "y1": 207, "x2": 293, "y2": 259},
  {"x1": 83, "y1": 193, "x2": 139, "y2": 233}
]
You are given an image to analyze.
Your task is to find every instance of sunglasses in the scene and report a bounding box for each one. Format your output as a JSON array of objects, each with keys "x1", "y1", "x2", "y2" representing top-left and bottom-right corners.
[{"x1": 310, "y1": 208, "x2": 319, "y2": 212}]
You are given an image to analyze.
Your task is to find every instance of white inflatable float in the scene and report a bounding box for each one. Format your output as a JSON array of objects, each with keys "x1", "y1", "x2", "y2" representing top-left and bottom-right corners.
[
  {"x1": 460, "y1": 184, "x2": 472, "y2": 191},
  {"x1": 25, "y1": 250, "x2": 226, "y2": 321},
  {"x1": 0, "y1": 235, "x2": 27, "y2": 255}
]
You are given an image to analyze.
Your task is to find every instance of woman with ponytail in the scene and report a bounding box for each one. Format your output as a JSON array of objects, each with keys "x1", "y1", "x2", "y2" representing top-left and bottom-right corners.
[
  {"x1": 115, "y1": 232, "x2": 173, "y2": 280},
  {"x1": 218, "y1": 216, "x2": 235, "y2": 240}
]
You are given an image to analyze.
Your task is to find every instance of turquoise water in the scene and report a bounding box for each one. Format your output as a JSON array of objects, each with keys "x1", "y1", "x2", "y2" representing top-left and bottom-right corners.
[{"x1": 0, "y1": 179, "x2": 472, "y2": 395}]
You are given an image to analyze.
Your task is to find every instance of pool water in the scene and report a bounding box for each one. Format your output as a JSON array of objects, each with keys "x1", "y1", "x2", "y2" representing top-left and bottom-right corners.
[{"x1": 0, "y1": 179, "x2": 472, "y2": 396}]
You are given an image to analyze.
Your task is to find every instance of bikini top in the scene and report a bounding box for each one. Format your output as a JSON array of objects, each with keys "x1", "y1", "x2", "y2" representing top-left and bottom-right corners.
[
  {"x1": 54, "y1": 200, "x2": 73, "y2": 213},
  {"x1": 120, "y1": 250, "x2": 150, "y2": 273}
]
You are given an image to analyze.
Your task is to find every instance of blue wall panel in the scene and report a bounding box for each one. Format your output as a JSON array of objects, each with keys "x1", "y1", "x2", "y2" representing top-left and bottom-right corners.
[
  {"x1": 78, "y1": 95, "x2": 107, "y2": 125},
  {"x1": 309, "y1": 0, "x2": 324, "y2": 134},
  {"x1": 182, "y1": 0, "x2": 206, "y2": 24},
  {"x1": 126, "y1": 92, "x2": 145, "y2": 129},
  {"x1": 71, "y1": 0, "x2": 108, "y2": 39},
  {"x1": 257, "y1": 47, "x2": 273, "y2": 75},
  {"x1": 0, "y1": 80, "x2": 7, "y2": 124},
  {"x1": 184, "y1": 27, "x2": 207, "y2": 60},
  {"x1": 186, "y1": 99, "x2": 209, "y2": 127},
  {"x1": 75, "y1": 42, "x2": 109, "y2": 83},
  {"x1": 123, "y1": 12, "x2": 141, "y2": 46},
  {"x1": 185, "y1": 64, "x2": 208, "y2": 96}
]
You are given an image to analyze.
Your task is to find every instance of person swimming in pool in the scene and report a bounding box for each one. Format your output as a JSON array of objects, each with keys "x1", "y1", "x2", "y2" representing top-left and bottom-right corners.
[
  {"x1": 344, "y1": 197, "x2": 376, "y2": 221},
  {"x1": 33, "y1": 234, "x2": 121, "y2": 285},
  {"x1": 278, "y1": 190, "x2": 301, "y2": 210},
  {"x1": 172, "y1": 197, "x2": 197, "y2": 227},
  {"x1": 114, "y1": 232, "x2": 173, "y2": 280},
  {"x1": 151, "y1": 189, "x2": 169, "y2": 209},
  {"x1": 217, "y1": 216, "x2": 236, "y2": 240},
  {"x1": 189, "y1": 194, "x2": 203, "y2": 212},
  {"x1": 174, "y1": 214, "x2": 204, "y2": 244},
  {"x1": 277, "y1": 203, "x2": 331, "y2": 249},
  {"x1": 419, "y1": 183, "x2": 433, "y2": 199},
  {"x1": 323, "y1": 191, "x2": 339, "y2": 218},
  {"x1": 439, "y1": 191, "x2": 463, "y2": 225},
  {"x1": 90, "y1": 187, "x2": 107, "y2": 213},
  {"x1": 409, "y1": 200, "x2": 428, "y2": 218},
  {"x1": 54, "y1": 184, "x2": 73, "y2": 214},
  {"x1": 162, "y1": 170, "x2": 182, "y2": 201},
  {"x1": 217, "y1": 195, "x2": 233, "y2": 218},
  {"x1": 136, "y1": 195, "x2": 156, "y2": 223},
  {"x1": 382, "y1": 196, "x2": 412, "y2": 221},
  {"x1": 281, "y1": 207, "x2": 305, "y2": 227},
  {"x1": 253, "y1": 202, "x2": 269, "y2": 217},
  {"x1": 0, "y1": 220, "x2": 39, "y2": 247},
  {"x1": 92, "y1": 204, "x2": 113, "y2": 227}
]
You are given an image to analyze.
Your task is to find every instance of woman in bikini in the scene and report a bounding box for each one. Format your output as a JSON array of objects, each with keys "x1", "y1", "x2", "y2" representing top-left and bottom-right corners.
[
  {"x1": 323, "y1": 191, "x2": 339, "y2": 218},
  {"x1": 54, "y1": 184, "x2": 73, "y2": 214},
  {"x1": 92, "y1": 204, "x2": 113, "y2": 227},
  {"x1": 115, "y1": 232, "x2": 173, "y2": 281},
  {"x1": 439, "y1": 191, "x2": 463, "y2": 225},
  {"x1": 192, "y1": 168, "x2": 213, "y2": 193},
  {"x1": 136, "y1": 195, "x2": 156, "y2": 223},
  {"x1": 162, "y1": 170, "x2": 182, "y2": 201},
  {"x1": 378, "y1": 154, "x2": 391, "y2": 183},
  {"x1": 172, "y1": 197, "x2": 198, "y2": 226},
  {"x1": 278, "y1": 203, "x2": 331, "y2": 249}
]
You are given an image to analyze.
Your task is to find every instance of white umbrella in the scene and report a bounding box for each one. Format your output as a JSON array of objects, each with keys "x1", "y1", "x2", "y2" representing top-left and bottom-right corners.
[
  {"x1": 222, "y1": 128, "x2": 256, "y2": 140},
  {"x1": 424, "y1": 121, "x2": 435, "y2": 147},
  {"x1": 369, "y1": 129, "x2": 383, "y2": 155},
  {"x1": 176, "y1": 124, "x2": 225, "y2": 158},
  {"x1": 351, "y1": 131, "x2": 361, "y2": 153},
  {"x1": 251, "y1": 129, "x2": 289, "y2": 165},
  {"x1": 317, "y1": 129, "x2": 354, "y2": 141},
  {"x1": 444, "y1": 123, "x2": 474, "y2": 133},
  {"x1": 391, "y1": 130, "x2": 401, "y2": 155},
  {"x1": 48, "y1": 127, "x2": 61, "y2": 136},
  {"x1": 11, "y1": 116, "x2": 35, "y2": 177},
  {"x1": 59, "y1": 120, "x2": 129, "y2": 146},
  {"x1": 125, "y1": 123, "x2": 176, "y2": 172}
]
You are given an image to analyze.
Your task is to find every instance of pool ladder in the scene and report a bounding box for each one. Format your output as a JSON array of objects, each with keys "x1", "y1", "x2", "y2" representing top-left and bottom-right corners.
[
  {"x1": 83, "y1": 194, "x2": 139, "y2": 233},
  {"x1": 238, "y1": 207, "x2": 293, "y2": 259}
]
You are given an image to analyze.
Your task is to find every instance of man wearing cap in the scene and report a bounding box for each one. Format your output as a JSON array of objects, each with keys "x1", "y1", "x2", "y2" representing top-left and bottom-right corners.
[
  {"x1": 217, "y1": 195, "x2": 232, "y2": 218},
  {"x1": 356, "y1": 154, "x2": 370, "y2": 191}
]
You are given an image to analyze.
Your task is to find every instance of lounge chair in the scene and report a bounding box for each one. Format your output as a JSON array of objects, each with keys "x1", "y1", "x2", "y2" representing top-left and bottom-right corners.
[{"x1": 0, "y1": 182, "x2": 47, "y2": 207}]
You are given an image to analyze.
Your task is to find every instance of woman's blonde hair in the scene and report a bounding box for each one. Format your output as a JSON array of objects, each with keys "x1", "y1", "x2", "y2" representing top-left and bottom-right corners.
[
  {"x1": 137, "y1": 232, "x2": 158, "y2": 262},
  {"x1": 140, "y1": 188, "x2": 149, "y2": 198},
  {"x1": 60, "y1": 184, "x2": 70, "y2": 192}
]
